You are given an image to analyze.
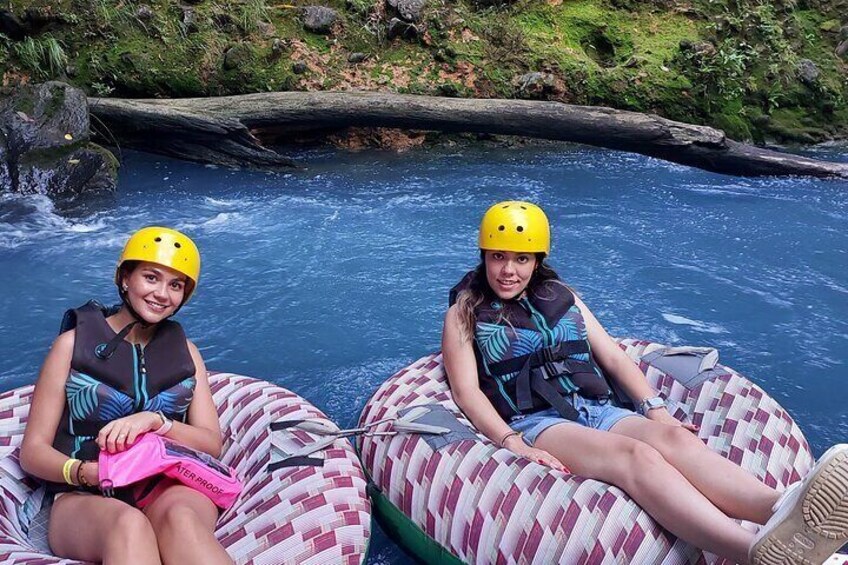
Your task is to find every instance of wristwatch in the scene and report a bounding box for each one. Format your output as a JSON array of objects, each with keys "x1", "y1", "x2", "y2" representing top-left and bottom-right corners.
[
  {"x1": 638, "y1": 396, "x2": 666, "y2": 416},
  {"x1": 153, "y1": 410, "x2": 173, "y2": 435}
]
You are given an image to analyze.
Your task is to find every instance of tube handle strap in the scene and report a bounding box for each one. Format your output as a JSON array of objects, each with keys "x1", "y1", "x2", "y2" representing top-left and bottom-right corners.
[{"x1": 267, "y1": 457, "x2": 324, "y2": 471}]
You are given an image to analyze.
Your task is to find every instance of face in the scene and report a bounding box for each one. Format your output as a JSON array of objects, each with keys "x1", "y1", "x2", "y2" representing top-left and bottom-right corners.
[
  {"x1": 122, "y1": 261, "x2": 187, "y2": 323},
  {"x1": 484, "y1": 250, "x2": 537, "y2": 300}
]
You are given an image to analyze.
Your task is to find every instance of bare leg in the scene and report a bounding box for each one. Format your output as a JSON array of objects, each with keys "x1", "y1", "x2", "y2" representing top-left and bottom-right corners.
[
  {"x1": 49, "y1": 492, "x2": 161, "y2": 564},
  {"x1": 535, "y1": 423, "x2": 754, "y2": 564},
  {"x1": 610, "y1": 417, "x2": 780, "y2": 524},
  {"x1": 143, "y1": 485, "x2": 232, "y2": 565}
]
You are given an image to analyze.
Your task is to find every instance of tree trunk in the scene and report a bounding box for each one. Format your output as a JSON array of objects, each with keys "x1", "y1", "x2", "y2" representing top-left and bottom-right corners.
[{"x1": 89, "y1": 92, "x2": 848, "y2": 179}]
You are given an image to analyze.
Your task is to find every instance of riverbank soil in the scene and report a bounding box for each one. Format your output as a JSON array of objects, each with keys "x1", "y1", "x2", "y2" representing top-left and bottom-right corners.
[{"x1": 2, "y1": 0, "x2": 846, "y2": 145}]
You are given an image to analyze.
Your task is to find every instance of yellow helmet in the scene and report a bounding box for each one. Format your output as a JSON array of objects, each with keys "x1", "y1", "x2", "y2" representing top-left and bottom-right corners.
[
  {"x1": 115, "y1": 226, "x2": 201, "y2": 304},
  {"x1": 479, "y1": 201, "x2": 550, "y2": 255}
]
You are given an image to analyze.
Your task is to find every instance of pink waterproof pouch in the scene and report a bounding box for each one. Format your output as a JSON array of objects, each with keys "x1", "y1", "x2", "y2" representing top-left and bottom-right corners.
[{"x1": 98, "y1": 433, "x2": 241, "y2": 510}]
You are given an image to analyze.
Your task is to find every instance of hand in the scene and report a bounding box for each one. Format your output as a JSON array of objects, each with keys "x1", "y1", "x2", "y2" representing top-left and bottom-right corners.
[
  {"x1": 97, "y1": 412, "x2": 160, "y2": 453},
  {"x1": 504, "y1": 435, "x2": 570, "y2": 473},
  {"x1": 646, "y1": 407, "x2": 700, "y2": 433}
]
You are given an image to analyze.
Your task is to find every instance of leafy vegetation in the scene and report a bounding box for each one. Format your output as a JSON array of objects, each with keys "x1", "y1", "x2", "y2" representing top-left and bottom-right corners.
[
  {"x1": 11, "y1": 36, "x2": 68, "y2": 78},
  {"x1": 2, "y1": 0, "x2": 845, "y2": 142}
]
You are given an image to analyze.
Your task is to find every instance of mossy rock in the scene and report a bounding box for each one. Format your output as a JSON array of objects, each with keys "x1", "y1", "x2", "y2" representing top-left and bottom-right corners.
[{"x1": 222, "y1": 43, "x2": 256, "y2": 71}]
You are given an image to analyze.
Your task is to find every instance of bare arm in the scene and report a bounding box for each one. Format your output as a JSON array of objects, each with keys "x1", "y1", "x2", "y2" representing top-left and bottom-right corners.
[
  {"x1": 166, "y1": 340, "x2": 223, "y2": 457},
  {"x1": 576, "y1": 296, "x2": 698, "y2": 430},
  {"x1": 20, "y1": 331, "x2": 80, "y2": 483},
  {"x1": 574, "y1": 295, "x2": 656, "y2": 404},
  {"x1": 442, "y1": 305, "x2": 566, "y2": 471}
]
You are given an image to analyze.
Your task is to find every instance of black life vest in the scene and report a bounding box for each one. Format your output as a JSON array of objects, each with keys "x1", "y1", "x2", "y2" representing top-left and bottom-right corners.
[
  {"x1": 449, "y1": 271, "x2": 611, "y2": 421},
  {"x1": 52, "y1": 301, "x2": 196, "y2": 464}
]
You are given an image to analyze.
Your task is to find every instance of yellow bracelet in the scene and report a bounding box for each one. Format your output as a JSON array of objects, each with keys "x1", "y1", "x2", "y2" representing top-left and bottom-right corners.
[{"x1": 62, "y1": 458, "x2": 80, "y2": 485}]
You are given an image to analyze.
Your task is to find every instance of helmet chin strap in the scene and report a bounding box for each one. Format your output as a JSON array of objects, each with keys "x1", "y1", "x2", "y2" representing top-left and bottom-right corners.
[
  {"x1": 97, "y1": 291, "x2": 157, "y2": 360},
  {"x1": 120, "y1": 291, "x2": 154, "y2": 329}
]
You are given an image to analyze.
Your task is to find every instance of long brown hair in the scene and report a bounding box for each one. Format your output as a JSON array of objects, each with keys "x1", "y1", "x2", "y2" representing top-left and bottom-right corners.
[{"x1": 454, "y1": 251, "x2": 568, "y2": 340}]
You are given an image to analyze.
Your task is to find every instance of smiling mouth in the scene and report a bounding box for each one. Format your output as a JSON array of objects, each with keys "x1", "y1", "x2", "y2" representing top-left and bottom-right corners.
[
  {"x1": 497, "y1": 279, "x2": 519, "y2": 287},
  {"x1": 144, "y1": 299, "x2": 168, "y2": 312}
]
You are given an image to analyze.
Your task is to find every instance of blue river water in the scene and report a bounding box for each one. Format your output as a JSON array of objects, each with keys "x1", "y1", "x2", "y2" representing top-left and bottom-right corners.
[{"x1": 1, "y1": 143, "x2": 846, "y2": 563}]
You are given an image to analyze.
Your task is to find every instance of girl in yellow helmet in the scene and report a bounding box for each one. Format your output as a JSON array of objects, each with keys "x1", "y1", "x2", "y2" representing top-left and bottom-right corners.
[
  {"x1": 442, "y1": 201, "x2": 848, "y2": 565},
  {"x1": 20, "y1": 227, "x2": 233, "y2": 564}
]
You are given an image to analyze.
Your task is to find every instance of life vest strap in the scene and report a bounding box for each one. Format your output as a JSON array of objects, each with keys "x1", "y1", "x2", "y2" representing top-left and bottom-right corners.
[
  {"x1": 508, "y1": 342, "x2": 611, "y2": 420},
  {"x1": 488, "y1": 340, "x2": 590, "y2": 377},
  {"x1": 521, "y1": 372, "x2": 581, "y2": 420}
]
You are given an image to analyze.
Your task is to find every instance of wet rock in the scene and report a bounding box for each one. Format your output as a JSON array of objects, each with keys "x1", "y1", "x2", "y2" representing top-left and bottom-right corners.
[
  {"x1": 181, "y1": 7, "x2": 199, "y2": 33},
  {"x1": 269, "y1": 38, "x2": 286, "y2": 61},
  {"x1": 515, "y1": 72, "x2": 556, "y2": 98},
  {"x1": 0, "y1": 82, "x2": 118, "y2": 198},
  {"x1": 257, "y1": 21, "x2": 276, "y2": 36},
  {"x1": 292, "y1": 62, "x2": 308, "y2": 74},
  {"x1": 0, "y1": 9, "x2": 28, "y2": 40},
  {"x1": 387, "y1": 17, "x2": 418, "y2": 40},
  {"x1": 303, "y1": 6, "x2": 337, "y2": 34},
  {"x1": 679, "y1": 39, "x2": 716, "y2": 58},
  {"x1": 386, "y1": 0, "x2": 426, "y2": 22},
  {"x1": 23, "y1": 7, "x2": 66, "y2": 28},
  {"x1": 136, "y1": 5, "x2": 155, "y2": 21},
  {"x1": 841, "y1": 25, "x2": 848, "y2": 40},
  {"x1": 348, "y1": 52, "x2": 369, "y2": 63},
  {"x1": 437, "y1": 82, "x2": 461, "y2": 97},
  {"x1": 223, "y1": 44, "x2": 253, "y2": 71},
  {"x1": 837, "y1": 39, "x2": 848, "y2": 59},
  {"x1": 212, "y1": 12, "x2": 235, "y2": 31},
  {"x1": 796, "y1": 59, "x2": 820, "y2": 85}
]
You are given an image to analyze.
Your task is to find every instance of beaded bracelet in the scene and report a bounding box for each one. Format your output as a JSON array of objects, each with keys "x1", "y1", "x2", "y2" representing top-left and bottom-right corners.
[{"x1": 76, "y1": 461, "x2": 93, "y2": 488}]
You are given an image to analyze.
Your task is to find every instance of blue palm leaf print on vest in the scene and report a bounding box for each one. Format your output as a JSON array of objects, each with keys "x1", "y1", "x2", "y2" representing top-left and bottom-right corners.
[
  {"x1": 476, "y1": 322, "x2": 510, "y2": 363},
  {"x1": 511, "y1": 328, "x2": 543, "y2": 357},
  {"x1": 551, "y1": 307, "x2": 591, "y2": 360},
  {"x1": 144, "y1": 377, "x2": 196, "y2": 416},
  {"x1": 99, "y1": 392, "x2": 134, "y2": 421},
  {"x1": 66, "y1": 372, "x2": 100, "y2": 421}
]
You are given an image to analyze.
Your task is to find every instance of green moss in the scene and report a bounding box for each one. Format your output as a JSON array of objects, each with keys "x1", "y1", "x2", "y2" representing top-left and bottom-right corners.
[
  {"x1": 713, "y1": 111, "x2": 753, "y2": 140},
  {"x1": 19, "y1": 141, "x2": 82, "y2": 168},
  {"x1": 1, "y1": 0, "x2": 845, "y2": 141},
  {"x1": 86, "y1": 142, "x2": 120, "y2": 177},
  {"x1": 13, "y1": 92, "x2": 36, "y2": 116},
  {"x1": 766, "y1": 107, "x2": 831, "y2": 143}
]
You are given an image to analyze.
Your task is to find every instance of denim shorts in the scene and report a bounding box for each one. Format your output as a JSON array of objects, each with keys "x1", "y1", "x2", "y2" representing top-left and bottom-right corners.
[{"x1": 508, "y1": 395, "x2": 642, "y2": 446}]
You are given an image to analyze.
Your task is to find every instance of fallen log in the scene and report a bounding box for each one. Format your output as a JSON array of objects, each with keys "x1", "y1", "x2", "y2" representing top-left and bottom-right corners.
[{"x1": 89, "y1": 92, "x2": 848, "y2": 179}]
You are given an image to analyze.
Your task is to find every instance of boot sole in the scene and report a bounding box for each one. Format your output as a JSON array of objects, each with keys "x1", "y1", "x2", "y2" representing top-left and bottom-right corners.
[{"x1": 752, "y1": 447, "x2": 848, "y2": 565}]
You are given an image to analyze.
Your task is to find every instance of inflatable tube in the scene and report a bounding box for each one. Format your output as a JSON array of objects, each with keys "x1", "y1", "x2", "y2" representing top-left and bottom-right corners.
[
  {"x1": 357, "y1": 339, "x2": 836, "y2": 564},
  {"x1": 0, "y1": 372, "x2": 371, "y2": 564}
]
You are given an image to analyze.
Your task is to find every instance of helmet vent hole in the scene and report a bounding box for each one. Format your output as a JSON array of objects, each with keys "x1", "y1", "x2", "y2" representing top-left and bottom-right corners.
[
  {"x1": 520, "y1": 205, "x2": 527, "y2": 210},
  {"x1": 517, "y1": 226, "x2": 524, "y2": 232},
  {"x1": 154, "y1": 237, "x2": 162, "y2": 242},
  {"x1": 502, "y1": 205, "x2": 509, "y2": 209},
  {"x1": 174, "y1": 242, "x2": 182, "y2": 248},
  {"x1": 498, "y1": 225, "x2": 505, "y2": 231}
]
